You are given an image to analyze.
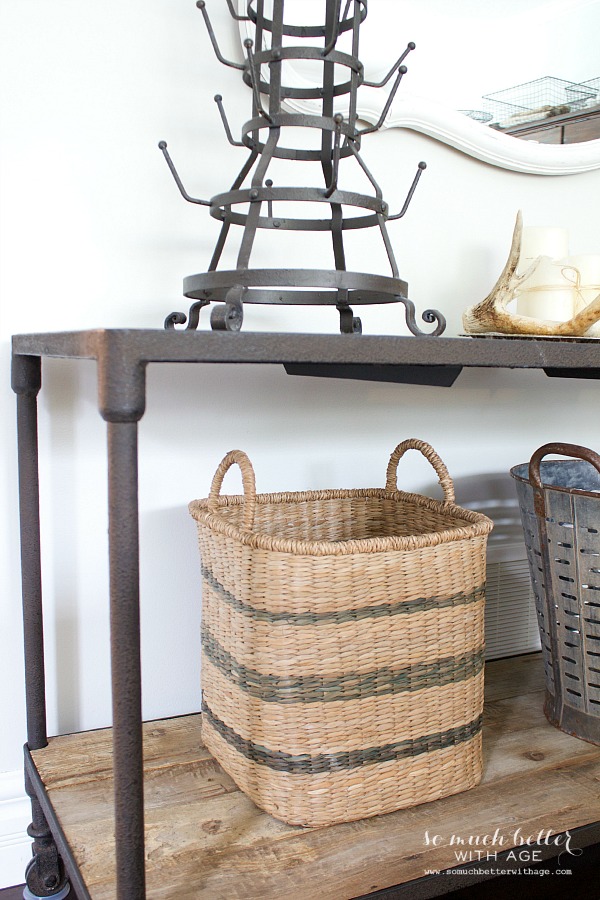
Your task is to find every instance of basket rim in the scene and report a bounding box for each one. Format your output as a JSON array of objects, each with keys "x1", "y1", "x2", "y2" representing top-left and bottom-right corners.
[
  {"x1": 189, "y1": 487, "x2": 493, "y2": 556},
  {"x1": 510, "y1": 460, "x2": 600, "y2": 500}
]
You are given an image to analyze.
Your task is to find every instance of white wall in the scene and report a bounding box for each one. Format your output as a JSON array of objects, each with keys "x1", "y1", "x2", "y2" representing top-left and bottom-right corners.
[
  {"x1": 365, "y1": 0, "x2": 600, "y2": 110},
  {"x1": 1, "y1": 0, "x2": 599, "y2": 886},
  {"x1": 293, "y1": 0, "x2": 600, "y2": 112}
]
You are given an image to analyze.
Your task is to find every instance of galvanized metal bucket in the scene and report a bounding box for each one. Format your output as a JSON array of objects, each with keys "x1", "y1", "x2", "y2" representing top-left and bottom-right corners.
[{"x1": 511, "y1": 443, "x2": 600, "y2": 744}]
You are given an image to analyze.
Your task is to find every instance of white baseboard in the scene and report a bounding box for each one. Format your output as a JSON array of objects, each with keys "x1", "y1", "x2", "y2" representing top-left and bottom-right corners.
[{"x1": 0, "y1": 770, "x2": 31, "y2": 889}]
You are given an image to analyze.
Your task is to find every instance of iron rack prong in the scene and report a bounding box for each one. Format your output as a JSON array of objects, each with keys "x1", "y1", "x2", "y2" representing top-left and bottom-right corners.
[
  {"x1": 224, "y1": 0, "x2": 251, "y2": 21},
  {"x1": 322, "y1": 0, "x2": 343, "y2": 56},
  {"x1": 214, "y1": 94, "x2": 244, "y2": 147},
  {"x1": 358, "y1": 64, "x2": 408, "y2": 136},
  {"x1": 363, "y1": 42, "x2": 416, "y2": 88},
  {"x1": 244, "y1": 38, "x2": 273, "y2": 122},
  {"x1": 196, "y1": 1, "x2": 245, "y2": 70},
  {"x1": 158, "y1": 141, "x2": 211, "y2": 206},
  {"x1": 347, "y1": 138, "x2": 382, "y2": 199},
  {"x1": 387, "y1": 161, "x2": 427, "y2": 221},
  {"x1": 324, "y1": 114, "x2": 344, "y2": 198}
]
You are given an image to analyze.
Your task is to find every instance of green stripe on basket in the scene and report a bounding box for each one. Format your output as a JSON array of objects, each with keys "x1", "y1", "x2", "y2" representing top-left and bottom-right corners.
[
  {"x1": 202, "y1": 627, "x2": 484, "y2": 704},
  {"x1": 201, "y1": 564, "x2": 485, "y2": 624},
  {"x1": 202, "y1": 703, "x2": 483, "y2": 774}
]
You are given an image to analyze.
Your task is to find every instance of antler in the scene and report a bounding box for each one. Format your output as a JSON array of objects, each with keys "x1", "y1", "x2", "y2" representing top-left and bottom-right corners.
[{"x1": 463, "y1": 211, "x2": 600, "y2": 337}]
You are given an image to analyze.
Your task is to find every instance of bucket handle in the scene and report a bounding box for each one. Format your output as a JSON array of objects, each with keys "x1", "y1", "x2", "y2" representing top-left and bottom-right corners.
[
  {"x1": 208, "y1": 449, "x2": 257, "y2": 530},
  {"x1": 529, "y1": 443, "x2": 600, "y2": 517},
  {"x1": 386, "y1": 438, "x2": 455, "y2": 504}
]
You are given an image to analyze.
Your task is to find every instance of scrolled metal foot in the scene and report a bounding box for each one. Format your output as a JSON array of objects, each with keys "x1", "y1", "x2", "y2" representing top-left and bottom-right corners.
[
  {"x1": 421, "y1": 307, "x2": 447, "y2": 336},
  {"x1": 338, "y1": 306, "x2": 362, "y2": 334},
  {"x1": 397, "y1": 295, "x2": 446, "y2": 336},
  {"x1": 210, "y1": 303, "x2": 243, "y2": 331},
  {"x1": 210, "y1": 285, "x2": 245, "y2": 331},
  {"x1": 164, "y1": 311, "x2": 188, "y2": 329},
  {"x1": 164, "y1": 299, "x2": 210, "y2": 331}
]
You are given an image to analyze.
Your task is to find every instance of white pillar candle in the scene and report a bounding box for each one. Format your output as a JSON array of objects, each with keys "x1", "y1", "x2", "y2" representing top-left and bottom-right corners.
[
  {"x1": 516, "y1": 256, "x2": 575, "y2": 321},
  {"x1": 560, "y1": 254, "x2": 600, "y2": 312},
  {"x1": 517, "y1": 290, "x2": 575, "y2": 321},
  {"x1": 518, "y1": 226, "x2": 569, "y2": 273}
]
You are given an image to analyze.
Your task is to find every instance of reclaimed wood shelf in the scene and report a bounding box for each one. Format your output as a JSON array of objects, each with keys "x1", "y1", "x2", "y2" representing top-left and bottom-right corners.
[
  {"x1": 12, "y1": 330, "x2": 600, "y2": 899},
  {"x1": 26, "y1": 654, "x2": 600, "y2": 899}
]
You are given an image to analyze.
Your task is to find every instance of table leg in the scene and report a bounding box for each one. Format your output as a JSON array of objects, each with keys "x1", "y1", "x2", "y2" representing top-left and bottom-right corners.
[
  {"x1": 23, "y1": 786, "x2": 70, "y2": 900},
  {"x1": 13, "y1": 353, "x2": 71, "y2": 898},
  {"x1": 107, "y1": 421, "x2": 145, "y2": 899}
]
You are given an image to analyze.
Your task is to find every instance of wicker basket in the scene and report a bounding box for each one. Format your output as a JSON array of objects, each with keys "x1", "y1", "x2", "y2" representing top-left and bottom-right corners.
[{"x1": 189, "y1": 439, "x2": 493, "y2": 826}]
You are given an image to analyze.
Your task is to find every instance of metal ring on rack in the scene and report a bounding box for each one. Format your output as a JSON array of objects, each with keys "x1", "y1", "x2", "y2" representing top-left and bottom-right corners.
[
  {"x1": 243, "y1": 45, "x2": 364, "y2": 101},
  {"x1": 241, "y1": 113, "x2": 359, "y2": 160},
  {"x1": 211, "y1": 185, "x2": 385, "y2": 213},
  {"x1": 169, "y1": 267, "x2": 446, "y2": 335},
  {"x1": 245, "y1": 0, "x2": 367, "y2": 38},
  {"x1": 211, "y1": 208, "x2": 380, "y2": 231},
  {"x1": 183, "y1": 268, "x2": 409, "y2": 303}
]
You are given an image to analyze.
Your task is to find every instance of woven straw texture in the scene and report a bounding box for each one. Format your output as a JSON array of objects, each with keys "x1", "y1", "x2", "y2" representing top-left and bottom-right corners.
[{"x1": 189, "y1": 439, "x2": 493, "y2": 827}]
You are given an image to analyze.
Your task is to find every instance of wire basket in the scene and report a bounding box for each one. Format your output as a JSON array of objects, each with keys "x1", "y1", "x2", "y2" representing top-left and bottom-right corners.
[
  {"x1": 190, "y1": 440, "x2": 493, "y2": 826},
  {"x1": 574, "y1": 77, "x2": 600, "y2": 105},
  {"x1": 483, "y1": 76, "x2": 597, "y2": 127},
  {"x1": 511, "y1": 443, "x2": 600, "y2": 745}
]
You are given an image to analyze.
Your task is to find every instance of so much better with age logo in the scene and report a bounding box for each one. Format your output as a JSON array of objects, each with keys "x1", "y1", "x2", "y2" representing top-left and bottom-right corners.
[{"x1": 422, "y1": 827, "x2": 582, "y2": 879}]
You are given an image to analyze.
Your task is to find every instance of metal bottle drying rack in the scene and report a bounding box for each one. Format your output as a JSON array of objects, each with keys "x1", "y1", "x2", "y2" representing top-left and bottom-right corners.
[{"x1": 159, "y1": 0, "x2": 446, "y2": 336}]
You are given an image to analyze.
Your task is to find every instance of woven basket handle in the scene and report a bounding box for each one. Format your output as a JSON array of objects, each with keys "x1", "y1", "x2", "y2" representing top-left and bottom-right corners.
[
  {"x1": 208, "y1": 449, "x2": 257, "y2": 530},
  {"x1": 386, "y1": 438, "x2": 455, "y2": 504},
  {"x1": 529, "y1": 442, "x2": 600, "y2": 517}
]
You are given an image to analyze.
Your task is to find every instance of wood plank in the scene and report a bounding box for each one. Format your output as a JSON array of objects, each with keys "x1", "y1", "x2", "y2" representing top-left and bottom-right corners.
[
  {"x1": 37, "y1": 716, "x2": 215, "y2": 789},
  {"x1": 31, "y1": 655, "x2": 600, "y2": 900},
  {"x1": 174, "y1": 770, "x2": 600, "y2": 900}
]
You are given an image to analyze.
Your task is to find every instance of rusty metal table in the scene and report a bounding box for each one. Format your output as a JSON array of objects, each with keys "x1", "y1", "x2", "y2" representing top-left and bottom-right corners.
[{"x1": 11, "y1": 329, "x2": 600, "y2": 899}]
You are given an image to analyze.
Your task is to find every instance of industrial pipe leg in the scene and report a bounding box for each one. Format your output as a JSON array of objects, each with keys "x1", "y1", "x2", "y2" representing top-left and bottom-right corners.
[
  {"x1": 107, "y1": 421, "x2": 145, "y2": 898},
  {"x1": 13, "y1": 353, "x2": 70, "y2": 898}
]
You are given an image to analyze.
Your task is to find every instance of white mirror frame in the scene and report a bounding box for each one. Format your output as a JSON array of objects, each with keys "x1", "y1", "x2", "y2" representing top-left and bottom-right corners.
[
  {"x1": 237, "y1": 2, "x2": 600, "y2": 176},
  {"x1": 327, "y1": 93, "x2": 600, "y2": 177}
]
